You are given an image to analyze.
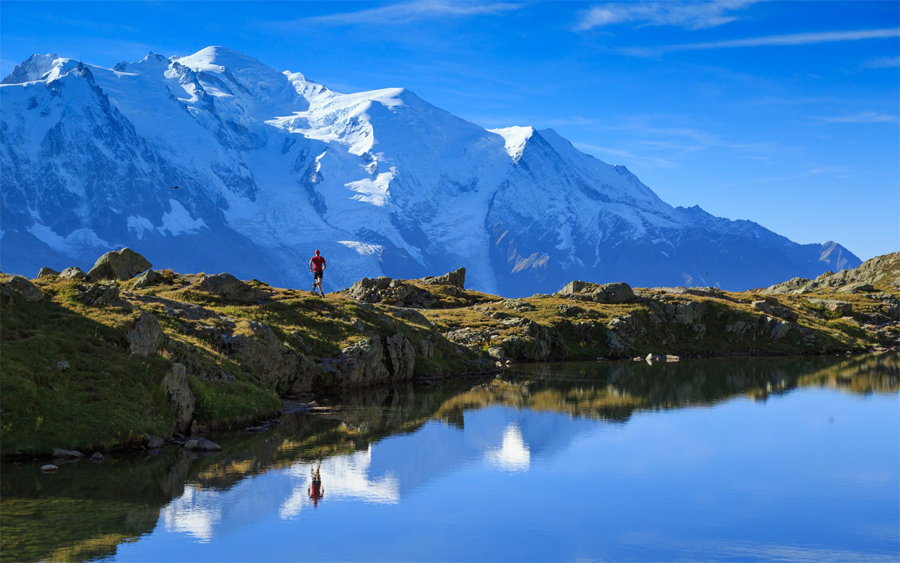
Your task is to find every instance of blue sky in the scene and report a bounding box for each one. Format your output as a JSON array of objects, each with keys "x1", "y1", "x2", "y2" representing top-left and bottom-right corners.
[{"x1": 2, "y1": 1, "x2": 897, "y2": 260}]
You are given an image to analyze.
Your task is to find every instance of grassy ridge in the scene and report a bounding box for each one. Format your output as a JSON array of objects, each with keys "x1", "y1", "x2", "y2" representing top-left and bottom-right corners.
[{"x1": 1, "y1": 262, "x2": 896, "y2": 455}]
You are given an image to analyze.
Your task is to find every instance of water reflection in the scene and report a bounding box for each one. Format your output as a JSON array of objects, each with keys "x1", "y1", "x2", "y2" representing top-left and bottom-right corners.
[{"x1": 1, "y1": 353, "x2": 897, "y2": 562}]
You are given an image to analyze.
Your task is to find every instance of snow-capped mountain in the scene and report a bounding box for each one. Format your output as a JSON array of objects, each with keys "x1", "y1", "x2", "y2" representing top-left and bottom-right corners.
[{"x1": 0, "y1": 47, "x2": 859, "y2": 295}]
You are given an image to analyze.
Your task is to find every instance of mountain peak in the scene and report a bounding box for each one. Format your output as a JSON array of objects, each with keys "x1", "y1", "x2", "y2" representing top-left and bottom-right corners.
[
  {"x1": 172, "y1": 46, "x2": 270, "y2": 75},
  {"x1": 2, "y1": 53, "x2": 67, "y2": 84},
  {"x1": 488, "y1": 126, "x2": 534, "y2": 161}
]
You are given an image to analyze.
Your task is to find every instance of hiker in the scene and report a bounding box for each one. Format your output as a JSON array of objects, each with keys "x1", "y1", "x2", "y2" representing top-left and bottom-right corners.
[
  {"x1": 308, "y1": 462, "x2": 324, "y2": 507},
  {"x1": 309, "y1": 249, "x2": 326, "y2": 296}
]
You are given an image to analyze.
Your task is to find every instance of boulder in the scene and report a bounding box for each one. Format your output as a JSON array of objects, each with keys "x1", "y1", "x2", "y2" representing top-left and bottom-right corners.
[
  {"x1": 347, "y1": 277, "x2": 437, "y2": 307},
  {"x1": 183, "y1": 438, "x2": 222, "y2": 451},
  {"x1": 645, "y1": 354, "x2": 680, "y2": 363},
  {"x1": 161, "y1": 363, "x2": 196, "y2": 433},
  {"x1": 809, "y1": 299, "x2": 853, "y2": 315},
  {"x1": 228, "y1": 320, "x2": 318, "y2": 392},
  {"x1": 146, "y1": 435, "x2": 165, "y2": 449},
  {"x1": 837, "y1": 282, "x2": 874, "y2": 294},
  {"x1": 37, "y1": 267, "x2": 59, "y2": 278},
  {"x1": 132, "y1": 269, "x2": 162, "y2": 289},
  {"x1": 88, "y1": 248, "x2": 151, "y2": 281},
  {"x1": 195, "y1": 273, "x2": 268, "y2": 302},
  {"x1": 75, "y1": 283, "x2": 128, "y2": 308},
  {"x1": 557, "y1": 281, "x2": 634, "y2": 304},
  {"x1": 90, "y1": 452, "x2": 105, "y2": 461},
  {"x1": 127, "y1": 312, "x2": 165, "y2": 356},
  {"x1": 420, "y1": 267, "x2": 466, "y2": 289},
  {"x1": 320, "y1": 334, "x2": 417, "y2": 387},
  {"x1": 1, "y1": 275, "x2": 43, "y2": 302},
  {"x1": 52, "y1": 448, "x2": 84, "y2": 459},
  {"x1": 40, "y1": 464, "x2": 58, "y2": 473},
  {"x1": 58, "y1": 267, "x2": 88, "y2": 281}
]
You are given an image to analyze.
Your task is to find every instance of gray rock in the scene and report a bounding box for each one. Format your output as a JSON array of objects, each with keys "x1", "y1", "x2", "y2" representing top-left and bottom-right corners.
[
  {"x1": 183, "y1": 438, "x2": 222, "y2": 451},
  {"x1": 88, "y1": 248, "x2": 151, "y2": 281},
  {"x1": 195, "y1": 273, "x2": 268, "y2": 302},
  {"x1": 487, "y1": 347, "x2": 505, "y2": 360},
  {"x1": 161, "y1": 363, "x2": 196, "y2": 433},
  {"x1": 837, "y1": 282, "x2": 874, "y2": 294},
  {"x1": 127, "y1": 312, "x2": 165, "y2": 356},
  {"x1": 228, "y1": 320, "x2": 319, "y2": 393},
  {"x1": 56, "y1": 361, "x2": 70, "y2": 370},
  {"x1": 558, "y1": 281, "x2": 634, "y2": 304},
  {"x1": 52, "y1": 448, "x2": 84, "y2": 459},
  {"x1": 132, "y1": 269, "x2": 162, "y2": 289},
  {"x1": 809, "y1": 299, "x2": 852, "y2": 315},
  {"x1": 40, "y1": 464, "x2": 58, "y2": 473},
  {"x1": 146, "y1": 435, "x2": 165, "y2": 449},
  {"x1": 289, "y1": 331, "x2": 313, "y2": 353},
  {"x1": 90, "y1": 452, "x2": 105, "y2": 461},
  {"x1": 74, "y1": 282, "x2": 129, "y2": 308},
  {"x1": 420, "y1": 267, "x2": 466, "y2": 289},
  {"x1": 37, "y1": 267, "x2": 59, "y2": 278},
  {"x1": 320, "y1": 334, "x2": 417, "y2": 387},
  {"x1": 645, "y1": 354, "x2": 680, "y2": 363},
  {"x1": 58, "y1": 267, "x2": 88, "y2": 281},
  {"x1": 1, "y1": 275, "x2": 43, "y2": 302}
]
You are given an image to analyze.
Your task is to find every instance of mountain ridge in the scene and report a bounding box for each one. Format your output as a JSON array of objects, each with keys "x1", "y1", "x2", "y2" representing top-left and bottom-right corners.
[{"x1": 0, "y1": 46, "x2": 861, "y2": 296}]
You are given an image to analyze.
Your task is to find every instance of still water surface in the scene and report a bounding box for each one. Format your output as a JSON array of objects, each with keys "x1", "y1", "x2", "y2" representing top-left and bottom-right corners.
[{"x1": 2, "y1": 354, "x2": 899, "y2": 562}]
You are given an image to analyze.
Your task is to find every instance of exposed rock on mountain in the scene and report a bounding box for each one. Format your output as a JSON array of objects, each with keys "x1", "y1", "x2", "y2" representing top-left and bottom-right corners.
[{"x1": 0, "y1": 47, "x2": 862, "y2": 295}]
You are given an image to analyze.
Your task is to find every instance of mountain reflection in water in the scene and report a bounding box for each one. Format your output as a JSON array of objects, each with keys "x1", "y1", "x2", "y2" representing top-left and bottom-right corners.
[{"x1": 2, "y1": 354, "x2": 898, "y2": 562}]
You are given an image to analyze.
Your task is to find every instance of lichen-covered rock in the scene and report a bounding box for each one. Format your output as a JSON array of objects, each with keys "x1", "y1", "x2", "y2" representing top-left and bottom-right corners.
[
  {"x1": 161, "y1": 363, "x2": 195, "y2": 433},
  {"x1": 557, "y1": 281, "x2": 634, "y2": 304},
  {"x1": 75, "y1": 283, "x2": 128, "y2": 308},
  {"x1": 88, "y1": 248, "x2": 151, "y2": 281},
  {"x1": 127, "y1": 312, "x2": 165, "y2": 356},
  {"x1": 52, "y1": 448, "x2": 84, "y2": 459},
  {"x1": 347, "y1": 277, "x2": 437, "y2": 307},
  {"x1": 606, "y1": 314, "x2": 643, "y2": 355},
  {"x1": 320, "y1": 334, "x2": 418, "y2": 388},
  {"x1": 195, "y1": 273, "x2": 268, "y2": 302},
  {"x1": 228, "y1": 320, "x2": 318, "y2": 392},
  {"x1": 1, "y1": 275, "x2": 43, "y2": 302},
  {"x1": 132, "y1": 269, "x2": 162, "y2": 289},
  {"x1": 421, "y1": 267, "x2": 466, "y2": 288},
  {"x1": 58, "y1": 267, "x2": 88, "y2": 281},
  {"x1": 809, "y1": 299, "x2": 853, "y2": 315},
  {"x1": 37, "y1": 267, "x2": 59, "y2": 278}
]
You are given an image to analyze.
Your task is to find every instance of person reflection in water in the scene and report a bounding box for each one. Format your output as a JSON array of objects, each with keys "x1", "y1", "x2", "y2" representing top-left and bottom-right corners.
[{"x1": 308, "y1": 462, "x2": 325, "y2": 508}]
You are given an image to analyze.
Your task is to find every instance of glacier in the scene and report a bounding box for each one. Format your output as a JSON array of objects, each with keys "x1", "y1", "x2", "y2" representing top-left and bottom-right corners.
[{"x1": 0, "y1": 46, "x2": 860, "y2": 296}]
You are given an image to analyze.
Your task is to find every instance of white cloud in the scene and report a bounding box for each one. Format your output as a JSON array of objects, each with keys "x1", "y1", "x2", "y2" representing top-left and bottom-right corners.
[
  {"x1": 624, "y1": 27, "x2": 900, "y2": 55},
  {"x1": 281, "y1": 1, "x2": 520, "y2": 27},
  {"x1": 577, "y1": 0, "x2": 759, "y2": 31},
  {"x1": 817, "y1": 112, "x2": 898, "y2": 124},
  {"x1": 862, "y1": 55, "x2": 900, "y2": 69}
]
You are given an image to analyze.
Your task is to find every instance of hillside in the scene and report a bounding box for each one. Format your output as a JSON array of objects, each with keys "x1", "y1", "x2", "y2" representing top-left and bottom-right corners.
[
  {"x1": 0, "y1": 47, "x2": 860, "y2": 295},
  {"x1": 1, "y1": 249, "x2": 897, "y2": 455}
]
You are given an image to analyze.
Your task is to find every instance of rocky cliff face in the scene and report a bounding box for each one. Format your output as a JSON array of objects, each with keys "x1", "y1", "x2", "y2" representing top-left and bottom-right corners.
[{"x1": 0, "y1": 47, "x2": 861, "y2": 295}]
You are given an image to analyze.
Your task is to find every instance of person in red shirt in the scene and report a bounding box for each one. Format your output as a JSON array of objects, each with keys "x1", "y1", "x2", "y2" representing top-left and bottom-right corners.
[{"x1": 309, "y1": 249, "x2": 327, "y2": 297}]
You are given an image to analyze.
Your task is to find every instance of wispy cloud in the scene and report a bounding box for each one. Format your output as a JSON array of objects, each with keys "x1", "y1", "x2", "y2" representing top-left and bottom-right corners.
[
  {"x1": 276, "y1": 1, "x2": 520, "y2": 28},
  {"x1": 623, "y1": 27, "x2": 900, "y2": 55},
  {"x1": 862, "y1": 55, "x2": 900, "y2": 69},
  {"x1": 757, "y1": 165, "x2": 859, "y2": 183},
  {"x1": 574, "y1": 142, "x2": 676, "y2": 168},
  {"x1": 817, "y1": 112, "x2": 898, "y2": 124},
  {"x1": 576, "y1": 0, "x2": 759, "y2": 31}
]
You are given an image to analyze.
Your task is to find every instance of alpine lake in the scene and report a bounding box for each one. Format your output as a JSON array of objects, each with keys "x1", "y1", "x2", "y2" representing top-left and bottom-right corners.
[{"x1": 2, "y1": 354, "x2": 898, "y2": 563}]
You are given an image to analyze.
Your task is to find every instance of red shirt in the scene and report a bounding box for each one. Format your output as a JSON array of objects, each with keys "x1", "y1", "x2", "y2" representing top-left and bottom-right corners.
[{"x1": 310, "y1": 256, "x2": 326, "y2": 272}]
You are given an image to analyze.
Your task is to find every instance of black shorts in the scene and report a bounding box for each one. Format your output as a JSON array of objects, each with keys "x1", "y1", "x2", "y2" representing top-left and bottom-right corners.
[{"x1": 313, "y1": 271, "x2": 323, "y2": 281}]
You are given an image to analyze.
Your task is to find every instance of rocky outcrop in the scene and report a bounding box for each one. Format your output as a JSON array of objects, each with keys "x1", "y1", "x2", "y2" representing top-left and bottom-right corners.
[
  {"x1": 1, "y1": 275, "x2": 43, "y2": 302},
  {"x1": 127, "y1": 313, "x2": 165, "y2": 356},
  {"x1": 37, "y1": 267, "x2": 59, "y2": 278},
  {"x1": 808, "y1": 299, "x2": 852, "y2": 315},
  {"x1": 73, "y1": 283, "x2": 129, "y2": 308},
  {"x1": 88, "y1": 248, "x2": 152, "y2": 281},
  {"x1": 420, "y1": 267, "x2": 466, "y2": 288},
  {"x1": 320, "y1": 334, "x2": 418, "y2": 387},
  {"x1": 58, "y1": 267, "x2": 88, "y2": 281},
  {"x1": 183, "y1": 437, "x2": 222, "y2": 451},
  {"x1": 228, "y1": 320, "x2": 319, "y2": 393},
  {"x1": 765, "y1": 251, "x2": 900, "y2": 294},
  {"x1": 161, "y1": 363, "x2": 195, "y2": 433},
  {"x1": 557, "y1": 281, "x2": 634, "y2": 304},
  {"x1": 132, "y1": 269, "x2": 163, "y2": 289},
  {"x1": 194, "y1": 273, "x2": 268, "y2": 302},
  {"x1": 347, "y1": 277, "x2": 438, "y2": 307}
]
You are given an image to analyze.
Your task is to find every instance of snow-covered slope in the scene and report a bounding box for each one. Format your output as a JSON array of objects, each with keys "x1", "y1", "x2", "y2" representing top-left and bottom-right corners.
[{"x1": 0, "y1": 47, "x2": 860, "y2": 295}]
